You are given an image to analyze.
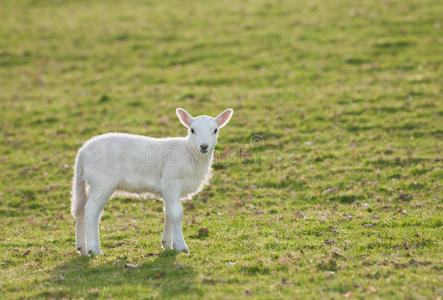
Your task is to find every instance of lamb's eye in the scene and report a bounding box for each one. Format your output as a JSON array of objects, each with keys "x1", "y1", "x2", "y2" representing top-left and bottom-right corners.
[
  {"x1": 213, "y1": 128, "x2": 218, "y2": 134},
  {"x1": 191, "y1": 128, "x2": 195, "y2": 134}
]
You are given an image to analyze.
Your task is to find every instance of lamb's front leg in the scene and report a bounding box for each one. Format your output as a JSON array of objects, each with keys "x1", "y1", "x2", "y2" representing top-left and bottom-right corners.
[
  {"x1": 163, "y1": 191, "x2": 189, "y2": 253},
  {"x1": 161, "y1": 213, "x2": 173, "y2": 250},
  {"x1": 170, "y1": 201, "x2": 189, "y2": 253}
]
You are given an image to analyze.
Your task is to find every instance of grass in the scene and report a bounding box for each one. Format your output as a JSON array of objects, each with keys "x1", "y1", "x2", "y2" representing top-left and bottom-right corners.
[{"x1": 0, "y1": 0, "x2": 442, "y2": 298}]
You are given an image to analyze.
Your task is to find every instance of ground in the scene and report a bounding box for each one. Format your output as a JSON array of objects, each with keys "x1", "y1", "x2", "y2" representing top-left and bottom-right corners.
[{"x1": 0, "y1": 0, "x2": 442, "y2": 299}]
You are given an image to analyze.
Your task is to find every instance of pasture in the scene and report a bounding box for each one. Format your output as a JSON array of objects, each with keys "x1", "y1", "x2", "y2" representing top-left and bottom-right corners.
[{"x1": 0, "y1": 0, "x2": 442, "y2": 298}]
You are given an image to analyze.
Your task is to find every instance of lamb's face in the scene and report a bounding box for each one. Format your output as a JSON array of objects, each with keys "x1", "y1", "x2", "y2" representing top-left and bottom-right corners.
[
  {"x1": 176, "y1": 108, "x2": 233, "y2": 155},
  {"x1": 188, "y1": 116, "x2": 219, "y2": 154}
]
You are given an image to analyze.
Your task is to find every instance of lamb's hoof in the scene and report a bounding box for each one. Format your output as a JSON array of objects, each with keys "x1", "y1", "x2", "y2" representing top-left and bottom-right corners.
[
  {"x1": 87, "y1": 248, "x2": 103, "y2": 257},
  {"x1": 173, "y1": 243, "x2": 189, "y2": 254},
  {"x1": 76, "y1": 246, "x2": 87, "y2": 256},
  {"x1": 162, "y1": 239, "x2": 173, "y2": 250}
]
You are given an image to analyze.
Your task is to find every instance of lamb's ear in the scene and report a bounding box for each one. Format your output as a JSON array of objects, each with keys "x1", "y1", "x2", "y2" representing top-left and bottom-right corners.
[
  {"x1": 176, "y1": 108, "x2": 194, "y2": 127},
  {"x1": 215, "y1": 108, "x2": 233, "y2": 128}
]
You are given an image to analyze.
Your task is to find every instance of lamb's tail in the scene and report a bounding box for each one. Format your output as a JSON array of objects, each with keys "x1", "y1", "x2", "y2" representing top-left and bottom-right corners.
[{"x1": 71, "y1": 153, "x2": 87, "y2": 218}]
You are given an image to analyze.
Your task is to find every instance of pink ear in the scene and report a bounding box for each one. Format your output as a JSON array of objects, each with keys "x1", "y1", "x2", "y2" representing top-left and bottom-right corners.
[
  {"x1": 215, "y1": 108, "x2": 233, "y2": 128},
  {"x1": 176, "y1": 108, "x2": 194, "y2": 127},
  {"x1": 178, "y1": 111, "x2": 189, "y2": 124}
]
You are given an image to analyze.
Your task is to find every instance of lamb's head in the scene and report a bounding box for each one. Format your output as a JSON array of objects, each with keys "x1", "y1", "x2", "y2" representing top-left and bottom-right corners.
[{"x1": 176, "y1": 108, "x2": 233, "y2": 154}]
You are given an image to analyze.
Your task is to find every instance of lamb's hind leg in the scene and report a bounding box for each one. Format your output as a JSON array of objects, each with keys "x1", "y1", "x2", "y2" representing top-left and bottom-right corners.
[
  {"x1": 84, "y1": 181, "x2": 115, "y2": 256},
  {"x1": 75, "y1": 213, "x2": 87, "y2": 256},
  {"x1": 72, "y1": 192, "x2": 87, "y2": 255},
  {"x1": 71, "y1": 176, "x2": 87, "y2": 255}
]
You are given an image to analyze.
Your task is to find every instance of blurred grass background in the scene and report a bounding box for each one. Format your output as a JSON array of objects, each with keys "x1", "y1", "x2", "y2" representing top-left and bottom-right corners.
[{"x1": 0, "y1": 0, "x2": 442, "y2": 298}]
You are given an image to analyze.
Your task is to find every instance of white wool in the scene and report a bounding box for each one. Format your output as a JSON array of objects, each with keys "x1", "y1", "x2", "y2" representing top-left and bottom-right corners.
[{"x1": 70, "y1": 108, "x2": 233, "y2": 255}]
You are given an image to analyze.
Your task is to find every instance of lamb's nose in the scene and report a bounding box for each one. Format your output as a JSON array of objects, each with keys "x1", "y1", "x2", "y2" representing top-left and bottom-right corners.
[{"x1": 200, "y1": 144, "x2": 208, "y2": 151}]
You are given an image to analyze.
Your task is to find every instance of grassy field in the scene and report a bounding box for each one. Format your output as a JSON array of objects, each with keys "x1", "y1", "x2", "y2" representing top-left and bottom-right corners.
[{"x1": 1, "y1": 0, "x2": 442, "y2": 298}]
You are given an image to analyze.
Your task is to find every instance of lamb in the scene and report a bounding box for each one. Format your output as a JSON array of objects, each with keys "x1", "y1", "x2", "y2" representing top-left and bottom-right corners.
[{"x1": 70, "y1": 108, "x2": 233, "y2": 256}]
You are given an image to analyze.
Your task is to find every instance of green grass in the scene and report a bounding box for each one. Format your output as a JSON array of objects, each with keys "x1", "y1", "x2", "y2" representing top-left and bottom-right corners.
[{"x1": 0, "y1": 0, "x2": 442, "y2": 298}]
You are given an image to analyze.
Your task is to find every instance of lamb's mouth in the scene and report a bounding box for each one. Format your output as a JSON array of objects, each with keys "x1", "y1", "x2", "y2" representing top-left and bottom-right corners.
[{"x1": 200, "y1": 150, "x2": 208, "y2": 154}]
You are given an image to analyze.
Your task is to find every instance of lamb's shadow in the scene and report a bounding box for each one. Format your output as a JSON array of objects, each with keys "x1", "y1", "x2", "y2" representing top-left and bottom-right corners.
[{"x1": 39, "y1": 250, "x2": 202, "y2": 298}]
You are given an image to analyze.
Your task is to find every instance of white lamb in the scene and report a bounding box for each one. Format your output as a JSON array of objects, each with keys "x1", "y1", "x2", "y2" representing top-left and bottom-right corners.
[{"x1": 70, "y1": 108, "x2": 233, "y2": 255}]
